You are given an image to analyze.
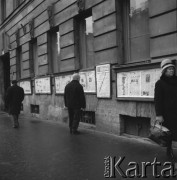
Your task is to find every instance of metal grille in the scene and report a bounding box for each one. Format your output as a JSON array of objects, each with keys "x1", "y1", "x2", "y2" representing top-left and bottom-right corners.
[
  {"x1": 80, "y1": 111, "x2": 95, "y2": 125},
  {"x1": 30, "y1": 104, "x2": 39, "y2": 114}
]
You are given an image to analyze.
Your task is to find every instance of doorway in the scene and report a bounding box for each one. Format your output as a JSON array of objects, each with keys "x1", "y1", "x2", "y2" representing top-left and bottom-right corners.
[
  {"x1": 3, "y1": 53, "x2": 10, "y2": 92},
  {"x1": 0, "y1": 53, "x2": 10, "y2": 111}
]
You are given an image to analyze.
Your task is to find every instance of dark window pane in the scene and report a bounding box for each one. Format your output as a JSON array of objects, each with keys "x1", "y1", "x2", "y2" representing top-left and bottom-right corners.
[
  {"x1": 1, "y1": 1, "x2": 6, "y2": 21},
  {"x1": 129, "y1": 0, "x2": 150, "y2": 62},
  {"x1": 16, "y1": 46, "x2": 22, "y2": 79},
  {"x1": 85, "y1": 16, "x2": 94, "y2": 68},
  {"x1": 52, "y1": 31, "x2": 60, "y2": 73},
  {"x1": 130, "y1": 35, "x2": 149, "y2": 61},
  {"x1": 48, "y1": 30, "x2": 60, "y2": 73},
  {"x1": 32, "y1": 41, "x2": 38, "y2": 75}
]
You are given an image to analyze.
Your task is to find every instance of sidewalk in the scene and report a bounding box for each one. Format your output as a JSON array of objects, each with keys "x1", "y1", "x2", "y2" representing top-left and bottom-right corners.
[
  {"x1": 0, "y1": 112, "x2": 176, "y2": 180},
  {"x1": 25, "y1": 112, "x2": 177, "y2": 150}
]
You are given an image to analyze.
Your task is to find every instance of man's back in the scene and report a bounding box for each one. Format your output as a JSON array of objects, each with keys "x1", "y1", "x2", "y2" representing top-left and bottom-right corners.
[
  {"x1": 64, "y1": 80, "x2": 85, "y2": 109},
  {"x1": 7, "y1": 85, "x2": 24, "y2": 103},
  {"x1": 6, "y1": 85, "x2": 24, "y2": 115}
]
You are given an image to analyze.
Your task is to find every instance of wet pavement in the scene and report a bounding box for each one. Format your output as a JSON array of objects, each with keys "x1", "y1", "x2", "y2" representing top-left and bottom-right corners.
[{"x1": 0, "y1": 112, "x2": 176, "y2": 180}]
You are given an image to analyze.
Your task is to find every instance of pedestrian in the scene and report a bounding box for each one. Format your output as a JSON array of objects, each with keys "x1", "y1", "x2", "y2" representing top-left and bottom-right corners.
[
  {"x1": 5, "y1": 80, "x2": 24, "y2": 128},
  {"x1": 64, "y1": 73, "x2": 86, "y2": 134},
  {"x1": 154, "y1": 58, "x2": 177, "y2": 160}
]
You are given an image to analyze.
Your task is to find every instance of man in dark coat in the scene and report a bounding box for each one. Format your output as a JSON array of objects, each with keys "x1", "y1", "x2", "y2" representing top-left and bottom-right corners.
[
  {"x1": 155, "y1": 58, "x2": 177, "y2": 159},
  {"x1": 5, "y1": 80, "x2": 24, "y2": 128},
  {"x1": 64, "y1": 73, "x2": 86, "y2": 134}
]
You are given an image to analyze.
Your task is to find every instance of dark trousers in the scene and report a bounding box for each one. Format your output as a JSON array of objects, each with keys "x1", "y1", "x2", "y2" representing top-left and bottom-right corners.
[
  {"x1": 68, "y1": 108, "x2": 81, "y2": 131},
  {"x1": 11, "y1": 114, "x2": 19, "y2": 127}
]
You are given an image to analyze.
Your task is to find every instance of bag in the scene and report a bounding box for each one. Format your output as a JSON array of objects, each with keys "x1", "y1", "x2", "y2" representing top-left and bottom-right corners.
[{"x1": 149, "y1": 121, "x2": 172, "y2": 147}]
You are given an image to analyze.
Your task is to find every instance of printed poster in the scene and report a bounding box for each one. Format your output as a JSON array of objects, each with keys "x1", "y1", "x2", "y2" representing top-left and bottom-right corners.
[
  {"x1": 96, "y1": 64, "x2": 111, "y2": 98},
  {"x1": 35, "y1": 77, "x2": 51, "y2": 94},
  {"x1": 117, "y1": 72, "x2": 129, "y2": 97},
  {"x1": 55, "y1": 75, "x2": 72, "y2": 94},
  {"x1": 79, "y1": 71, "x2": 96, "y2": 93},
  {"x1": 129, "y1": 71, "x2": 141, "y2": 97},
  {"x1": 19, "y1": 81, "x2": 32, "y2": 94},
  {"x1": 117, "y1": 68, "x2": 161, "y2": 98},
  {"x1": 141, "y1": 70, "x2": 155, "y2": 97}
]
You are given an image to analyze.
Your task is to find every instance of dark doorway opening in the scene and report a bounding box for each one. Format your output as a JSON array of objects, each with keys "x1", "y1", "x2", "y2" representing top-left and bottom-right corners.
[
  {"x1": 1, "y1": 53, "x2": 10, "y2": 111},
  {"x1": 2, "y1": 53, "x2": 10, "y2": 92}
]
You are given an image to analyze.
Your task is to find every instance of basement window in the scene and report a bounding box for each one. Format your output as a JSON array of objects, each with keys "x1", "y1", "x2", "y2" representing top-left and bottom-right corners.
[
  {"x1": 80, "y1": 111, "x2": 95, "y2": 125},
  {"x1": 31, "y1": 104, "x2": 39, "y2": 114},
  {"x1": 120, "y1": 115, "x2": 150, "y2": 138}
]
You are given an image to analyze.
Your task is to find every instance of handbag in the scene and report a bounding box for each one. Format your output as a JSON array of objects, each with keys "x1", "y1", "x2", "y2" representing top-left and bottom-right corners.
[{"x1": 149, "y1": 121, "x2": 172, "y2": 147}]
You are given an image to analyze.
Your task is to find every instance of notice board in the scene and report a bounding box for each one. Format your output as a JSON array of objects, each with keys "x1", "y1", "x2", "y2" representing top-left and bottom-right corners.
[
  {"x1": 19, "y1": 80, "x2": 32, "y2": 94},
  {"x1": 117, "y1": 68, "x2": 161, "y2": 99},
  {"x1": 96, "y1": 64, "x2": 111, "y2": 98},
  {"x1": 34, "y1": 77, "x2": 51, "y2": 94},
  {"x1": 55, "y1": 71, "x2": 96, "y2": 94},
  {"x1": 79, "y1": 70, "x2": 96, "y2": 93},
  {"x1": 55, "y1": 74, "x2": 72, "y2": 94}
]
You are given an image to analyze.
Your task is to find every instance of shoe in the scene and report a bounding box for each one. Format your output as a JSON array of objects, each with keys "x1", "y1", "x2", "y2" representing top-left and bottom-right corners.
[
  {"x1": 13, "y1": 125, "x2": 19, "y2": 128},
  {"x1": 73, "y1": 130, "x2": 80, "y2": 135}
]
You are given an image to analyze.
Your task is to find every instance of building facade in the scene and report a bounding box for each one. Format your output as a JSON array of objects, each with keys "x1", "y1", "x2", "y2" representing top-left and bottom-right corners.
[{"x1": 0, "y1": 0, "x2": 177, "y2": 137}]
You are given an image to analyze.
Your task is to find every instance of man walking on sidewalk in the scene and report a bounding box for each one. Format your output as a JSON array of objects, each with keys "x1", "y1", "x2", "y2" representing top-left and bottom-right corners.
[
  {"x1": 5, "y1": 80, "x2": 24, "y2": 128},
  {"x1": 64, "y1": 73, "x2": 86, "y2": 134}
]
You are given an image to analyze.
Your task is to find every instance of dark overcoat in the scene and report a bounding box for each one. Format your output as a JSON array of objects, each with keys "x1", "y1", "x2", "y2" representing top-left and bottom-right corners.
[
  {"x1": 64, "y1": 80, "x2": 86, "y2": 109},
  {"x1": 5, "y1": 85, "x2": 24, "y2": 115},
  {"x1": 154, "y1": 75, "x2": 177, "y2": 140}
]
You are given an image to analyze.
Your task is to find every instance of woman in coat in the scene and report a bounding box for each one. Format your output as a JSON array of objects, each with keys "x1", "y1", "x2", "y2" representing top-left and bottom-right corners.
[{"x1": 154, "y1": 58, "x2": 177, "y2": 159}]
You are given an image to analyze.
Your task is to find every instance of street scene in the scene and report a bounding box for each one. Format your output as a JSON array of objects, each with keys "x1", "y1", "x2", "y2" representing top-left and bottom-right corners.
[
  {"x1": 0, "y1": 112, "x2": 176, "y2": 180},
  {"x1": 1, "y1": 0, "x2": 177, "y2": 179}
]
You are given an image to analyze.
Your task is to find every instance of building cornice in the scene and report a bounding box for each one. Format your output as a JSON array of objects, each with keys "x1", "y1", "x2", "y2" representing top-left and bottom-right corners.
[{"x1": 0, "y1": 0, "x2": 34, "y2": 30}]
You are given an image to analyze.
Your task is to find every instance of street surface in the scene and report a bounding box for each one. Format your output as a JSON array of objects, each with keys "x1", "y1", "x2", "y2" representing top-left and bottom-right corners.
[{"x1": 0, "y1": 112, "x2": 176, "y2": 180}]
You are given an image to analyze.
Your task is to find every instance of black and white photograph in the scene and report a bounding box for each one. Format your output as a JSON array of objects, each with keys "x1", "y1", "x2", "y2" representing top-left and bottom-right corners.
[{"x1": 0, "y1": 0, "x2": 177, "y2": 179}]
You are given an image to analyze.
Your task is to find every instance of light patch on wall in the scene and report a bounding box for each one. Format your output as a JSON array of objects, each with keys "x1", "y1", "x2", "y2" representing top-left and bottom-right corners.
[
  {"x1": 27, "y1": 5, "x2": 34, "y2": 13},
  {"x1": 14, "y1": 14, "x2": 23, "y2": 24},
  {"x1": 85, "y1": 16, "x2": 93, "y2": 35},
  {"x1": 57, "y1": 32, "x2": 60, "y2": 54}
]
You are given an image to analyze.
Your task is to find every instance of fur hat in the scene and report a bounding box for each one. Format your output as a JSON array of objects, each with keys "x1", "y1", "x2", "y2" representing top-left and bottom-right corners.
[{"x1": 161, "y1": 59, "x2": 175, "y2": 73}]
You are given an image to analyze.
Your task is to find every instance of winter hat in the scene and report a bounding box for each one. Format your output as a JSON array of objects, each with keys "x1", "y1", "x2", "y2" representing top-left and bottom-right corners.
[
  {"x1": 161, "y1": 59, "x2": 175, "y2": 73},
  {"x1": 11, "y1": 80, "x2": 18, "y2": 85}
]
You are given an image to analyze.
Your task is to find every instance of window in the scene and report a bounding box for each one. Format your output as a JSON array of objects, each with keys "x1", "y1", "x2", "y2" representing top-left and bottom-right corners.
[
  {"x1": 48, "y1": 28, "x2": 60, "y2": 73},
  {"x1": 1, "y1": 0, "x2": 6, "y2": 22},
  {"x1": 29, "y1": 39, "x2": 38, "y2": 76},
  {"x1": 16, "y1": 46, "x2": 22, "y2": 80},
  {"x1": 124, "y1": 0, "x2": 150, "y2": 63},
  {"x1": 76, "y1": 12, "x2": 94, "y2": 69}
]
